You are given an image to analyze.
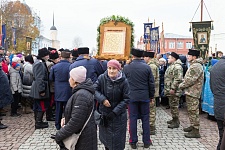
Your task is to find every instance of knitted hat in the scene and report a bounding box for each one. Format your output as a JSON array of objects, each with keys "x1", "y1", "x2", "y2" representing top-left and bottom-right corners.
[
  {"x1": 70, "y1": 66, "x2": 87, "y2": 83},
  {"x1": 12, "y1": 56, "x2": 20, "y2": 62},
  {"x1": 12, "y1": 62, "x2": 20, "y2": 69},
  {"x1": 17, "y1": 53, "x2": 23, "y2": 58},
  {"x1": 38, "y1": 47, "x2": 50, "y2": 58},
  {"x1": 107, "y1": 59, "x2": 121, "y2": 70},
  {"x1": 170, "y1": 52, "x2": 179, "y2": 60}
]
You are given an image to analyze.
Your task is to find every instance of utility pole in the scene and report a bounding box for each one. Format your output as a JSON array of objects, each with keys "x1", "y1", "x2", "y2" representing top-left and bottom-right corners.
[{"x1": 200, "y1": 0, "x2": 203, "y2": 22}]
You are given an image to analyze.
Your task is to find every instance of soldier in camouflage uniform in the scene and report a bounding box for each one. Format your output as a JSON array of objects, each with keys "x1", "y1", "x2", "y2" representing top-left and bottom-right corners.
[
  {"x1": 143, "y1": 51, "x2": 159, "y2": 135},
  {"x1": 179, "y1": 49, "x2": 203, "y2": 138},
  {"x1": 164, "y1": 52, "x2": 183, "y2": 129}
]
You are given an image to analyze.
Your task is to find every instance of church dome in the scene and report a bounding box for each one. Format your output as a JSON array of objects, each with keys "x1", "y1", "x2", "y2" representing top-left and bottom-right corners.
[{"x1": 50, "y1": 25, "x2": 57, "y2": 30}]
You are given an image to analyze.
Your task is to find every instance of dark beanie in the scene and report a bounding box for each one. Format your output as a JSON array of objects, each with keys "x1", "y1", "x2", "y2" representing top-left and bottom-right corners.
[
  {"x1": 143, "y1": 51, "x2": 155, "y2": 58},
  {"x1": 78, "y1": 47, "x2": 89, "y2": 54},
  {"x1": 170, "y1": 52, "x2": 179, "y2": 60},
  {"x1": 188, "y1": 49, "x2": 200, "y2": 57},
  {"x1": 131, "y1": 48, "x2": 144, "y2": 57},
  {"x1": 38, "y1": 48, "x2": 50, "y2": 58},
  {"x1": 25, "y1": 55, "x2": 34, "y2": 64},
  {"x1": 61, "y1": 49, "x2": 71, "y2": 58}
]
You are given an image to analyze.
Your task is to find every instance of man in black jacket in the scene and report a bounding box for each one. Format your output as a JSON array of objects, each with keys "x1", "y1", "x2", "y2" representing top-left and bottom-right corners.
[
  {"x1": 210, "y1": 56, "x2": 225, "y2": 150},
  {"x1": 124, "y1": 48, "x2": 155, "y2": 149}
]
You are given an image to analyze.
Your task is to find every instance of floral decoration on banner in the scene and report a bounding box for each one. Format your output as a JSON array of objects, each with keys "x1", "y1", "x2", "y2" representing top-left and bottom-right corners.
[{"x1": 96, "y1": 15, "x2": 135, "y2": 55}]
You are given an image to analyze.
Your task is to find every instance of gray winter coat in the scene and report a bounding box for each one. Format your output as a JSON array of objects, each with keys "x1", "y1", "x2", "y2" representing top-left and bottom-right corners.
[
  {"x1": 22, "y1": 62, "x2": 33, "y2": 98},
  {"x1": 94, "y1": 71, "x2": 130, "y2": 150},
  {"x1": 30, "y1": 59, "x2": 50, "y2": 100},
  {"x1": 210, "y1": 57, "x2": 225, "y2": 121},
  {"x1": 55, "y1": 79, "x2": 97, "y2": 150},
  {"x1": 9, "y1": 67, "x2": 22, "y2": 94}
]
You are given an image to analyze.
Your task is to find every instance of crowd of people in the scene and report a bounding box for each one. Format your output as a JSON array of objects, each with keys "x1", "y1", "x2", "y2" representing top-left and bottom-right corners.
[{"x1": 0, "y1": 45, "x2": 224, "y2": 150}]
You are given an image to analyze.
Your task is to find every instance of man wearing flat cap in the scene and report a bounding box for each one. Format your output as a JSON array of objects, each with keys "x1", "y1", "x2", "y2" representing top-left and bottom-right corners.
[
  {"x1": 69, "y1": 47, "x2": 104, "y2": 83},
  {"x1": 30, "y1": 47, "x2": 50, "y2": 129},
  {"x1": 164, "y1": 52, "x2": 183, "y2": 129},
  {"x1": 143, "y1": 51, "x2": 159, "y2": 135},
  {"x1": 49, "y1": 49, "x2": 72, "y2": 130},
  {"x1": 179, "y1": 49, "x2": 203, "y2": 138},
  {"x1": 124, "y1": 48, "x2": 155, "y2": 149}
]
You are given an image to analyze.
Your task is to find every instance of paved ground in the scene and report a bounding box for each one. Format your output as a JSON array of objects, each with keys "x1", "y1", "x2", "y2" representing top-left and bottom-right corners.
[{"x1": 0, "y1": 105, "x2": 219, "y2": 150}]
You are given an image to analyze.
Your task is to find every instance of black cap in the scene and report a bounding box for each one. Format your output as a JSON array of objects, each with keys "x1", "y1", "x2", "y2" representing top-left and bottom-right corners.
[
  {"x1": 188, "y1": 49, "x2": 200, "y2": 57},
  {"x1": 72, "y1": 49, "x2": 79, "y2": 57},
  {"x1": 48, "y1": 47, "x2": 56, "y2": 51},
  {"x1": 58, "y1": 48, "x2": 64, "y2": 52},
  {"x1": 170, "y1": 52, "x2": 179, "y2": 60},
  {"x1": 131, "y1": 48, "x2": 144, "y2": 57},
  {"x1": 78, "y1": 47, "x2": 89, "y2": 54},
  {"x1": 143, "y1": 51, "x2": 155, "y2": 58}
]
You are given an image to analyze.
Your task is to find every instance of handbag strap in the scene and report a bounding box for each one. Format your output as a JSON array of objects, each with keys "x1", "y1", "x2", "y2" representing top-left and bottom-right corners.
[{"x1": 79, "y1": 100, "x2": 94, "y2": 135}]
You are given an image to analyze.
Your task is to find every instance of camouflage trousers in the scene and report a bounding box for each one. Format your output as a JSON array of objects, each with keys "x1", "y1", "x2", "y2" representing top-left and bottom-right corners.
[
  {"x1": 149, "y1": 98, "x2": 156, "y2": 127},
  {"x1": 186, "y1": 95, "x2": 200, "y2": 129},
  {"x1": 168, "y1": 96, "x2": 180, "y2": 118}
]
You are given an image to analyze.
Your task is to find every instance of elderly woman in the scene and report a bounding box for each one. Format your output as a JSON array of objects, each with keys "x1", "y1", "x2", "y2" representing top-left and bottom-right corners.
[
  {"x1": 55, "y1": 66, "x2": 97, "y2": 150},
  {"x1": 94, "y1": 59, "x2": 130, "y2": 150}
]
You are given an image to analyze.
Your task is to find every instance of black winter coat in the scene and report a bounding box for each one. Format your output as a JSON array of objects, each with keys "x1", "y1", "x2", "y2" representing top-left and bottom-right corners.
[
  {"x1": 94, "y1": 71, "x2": 130, "y2": 150},
  {"x1": 30, "y1": 59, "x2": 50, "y2": 100},
  {"x1": 0, "y1": 67, "x2": 13, "y2": 108},
  {"x1": 55, "y1": 79, "x2": 97, "y2": 150}
]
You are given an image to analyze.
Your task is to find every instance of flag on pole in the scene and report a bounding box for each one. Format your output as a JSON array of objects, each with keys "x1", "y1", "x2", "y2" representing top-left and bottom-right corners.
[
  {"x1": 160, "y1": 22, "x2": 165, "y2": 53},
  {"x1": 2, "y1": 24, "x2": 6, "y2": 48},
  {"x1": 150, "y1": 27, "x2": 159, "y2": 52},
  {"x1": 0, "y1": 15, "x2": 2, "y2": 47},
  {"x1": 12, "y1": 27, "x2": 16, "y2": 49}
]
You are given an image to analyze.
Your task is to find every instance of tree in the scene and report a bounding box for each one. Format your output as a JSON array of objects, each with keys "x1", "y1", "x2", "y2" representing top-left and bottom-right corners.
[
  {"x1": 72, "y1": 36, "x2": 82, "y2": 48},
  {"x1": 1, "y1": 0, "x2": 40, "y2": 53}
]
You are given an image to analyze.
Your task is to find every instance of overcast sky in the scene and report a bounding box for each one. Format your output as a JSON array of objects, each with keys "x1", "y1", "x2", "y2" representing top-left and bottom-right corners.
[{"x1": 24, "y1": 0, "x2": 225, "y2": 51}]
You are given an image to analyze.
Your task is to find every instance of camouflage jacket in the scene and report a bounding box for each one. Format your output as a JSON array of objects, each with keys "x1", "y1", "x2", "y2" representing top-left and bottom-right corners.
[
  {"x1": 164, "y1": 59, "x2": 183, "y2": 97},
  {"x1": 179, "y1": 58, "x2": 204, "y2": 98},
  {"x1": 148, "y1": 58, "x2": 159, "y2": 97}
]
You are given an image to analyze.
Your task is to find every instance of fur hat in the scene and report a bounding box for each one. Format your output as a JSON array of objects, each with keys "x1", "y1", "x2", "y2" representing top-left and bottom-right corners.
[
  {"x1": 78, "y1": 47, "x2": 89, "y2": 54},
  {"x1": 61, "y1": 49, "x2": 71, "y2": 58},
  {"x1": 107, "y1": 59, "x2": 121, "y2": 70},
  {"x1": 131, "y1": 48, "x2": 144, "y2": 57},
  {"x1": 38, "y1": 48, "x2": 50, "y2": 58},
  {"x1": 188, "y1": 49, "x2": 200, "y2": 57},
  {"x1": 70, "y1": 66, "x2": 87, "y2": 83},
  {"x1": 72, "y1": 49, "x2": 79, "y2": 57},
  {"x1": 49, "y1": 49, "x2": 59, "y2": 60},
  {"x1": 170, "y1": 52, "x2": 179, "y2": 60},
  {"x1": 143, "y1": 51, "x2": 155, "y2": 58}
]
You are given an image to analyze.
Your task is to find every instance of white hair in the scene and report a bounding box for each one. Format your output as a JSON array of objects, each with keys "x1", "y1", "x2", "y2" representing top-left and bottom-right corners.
[{"x1": 159, "y1": 58, "x2": 166, "y2": 63}]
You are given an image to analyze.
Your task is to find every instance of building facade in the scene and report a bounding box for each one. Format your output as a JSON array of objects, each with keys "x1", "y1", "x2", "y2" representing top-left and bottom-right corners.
[{"x1": 137, "y1": 33, "x2": 194, "y2": 55}]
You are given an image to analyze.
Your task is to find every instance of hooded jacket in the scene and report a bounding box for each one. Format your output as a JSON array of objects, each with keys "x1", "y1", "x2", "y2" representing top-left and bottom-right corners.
[
  {"x1": 55, "y1": 79, "x2": 97, "y2": 150},
  {"x1": 9, "y1": 67, "x2": 22, "y2": 94},
  {"x1": 179, "y1": 58, "x2": 204, "y2": 98}
]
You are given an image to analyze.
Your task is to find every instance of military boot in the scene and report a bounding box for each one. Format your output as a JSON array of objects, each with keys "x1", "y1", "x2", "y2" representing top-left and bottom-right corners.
[
  {"x1": 35, "y1": 111, "x2": 49, "y2": 129},
  {"x1": 184, "y1": 127, "x2": 201, "y2": 138},
  {"x1": 167, "y1": 118, "x2": 173, "y2": 124},
  {"x1": 183, "y1": 126, "x2": 193, "y2": 132},
  {"x1": 150, "y1": 126, "x2": 156, "y2": 135},
  {"x1": 168, "y1": 117, "x2": 180, "y2": 129},
  {"x1": 46, "y1": 108, "x2": 55, "y2": 121},
  {"x1": 34, "y1": 111, "x2": 48, "y2": 125}
]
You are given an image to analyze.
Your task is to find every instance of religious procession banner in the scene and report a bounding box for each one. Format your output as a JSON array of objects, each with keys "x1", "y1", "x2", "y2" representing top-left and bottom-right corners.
[
  {"x1": 96, "y1": 15, "x2": 134, "y2": 60},
  {"x1": 150, "y1": 27, "x2": 159, "y2": 53},
  {"x1": 143, "y1": 23, "x2": 152, "y2": 50},
  {"x1": 26, "y1": 36, "x2": 32, "y2": 51},
  {"x1": 191, "y1": 21, "x2": 212, "y2": 59}
]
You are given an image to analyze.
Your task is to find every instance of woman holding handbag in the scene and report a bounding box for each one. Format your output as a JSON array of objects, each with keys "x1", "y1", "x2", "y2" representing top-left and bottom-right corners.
[
  {"x1": 94, "y1": 59, "x2": 130, "y2": 150},
  {"x1": 55, "y1": 66, "x2": 97, "y2": 150}
]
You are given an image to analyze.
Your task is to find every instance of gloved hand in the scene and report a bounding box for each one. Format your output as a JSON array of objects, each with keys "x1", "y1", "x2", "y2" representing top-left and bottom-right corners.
[{"x1": 107, "y1": 112, "x2": 116, "y2": 120}]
